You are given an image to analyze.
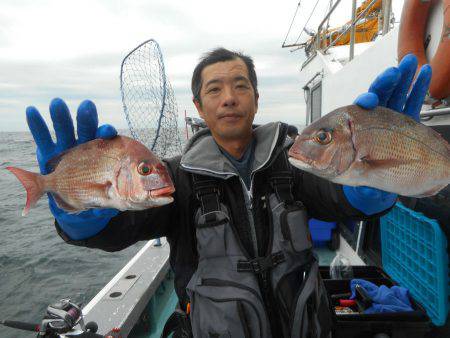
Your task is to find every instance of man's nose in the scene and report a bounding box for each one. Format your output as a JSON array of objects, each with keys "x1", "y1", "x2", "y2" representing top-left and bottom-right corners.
[{"x1": 222, "y1": 87, "x2": 237, "y2": 107}]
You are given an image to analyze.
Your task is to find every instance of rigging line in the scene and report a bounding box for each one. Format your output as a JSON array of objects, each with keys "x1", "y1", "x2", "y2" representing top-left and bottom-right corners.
[
  {"x1": 293, "y1": 0, "x2": 321, "y2": 45},
  {"x1": 325, "y1": 0, "x2": 333, "y2": 30},
  {"x1": 282, "y1": 1, "x2": 302, "y2": 47}
]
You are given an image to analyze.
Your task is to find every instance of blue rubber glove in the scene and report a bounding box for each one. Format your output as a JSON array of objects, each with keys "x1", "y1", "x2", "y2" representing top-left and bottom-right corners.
[
  {"x1": 345, "y1": 54, "x2": 432, "y2": 215},
  {"x1": 26, "y1": 98, "x2": 119, "y2": 240},
  {"x1": 350, "y1": 279, "x2": 413, "y2": 314}
]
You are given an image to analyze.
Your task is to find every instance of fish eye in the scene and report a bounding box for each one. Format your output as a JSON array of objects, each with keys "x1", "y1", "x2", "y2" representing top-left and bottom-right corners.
[
  {"x1": 137, "y1": 162, "x2": 152, "y2": 176},
  {"x1": 314, "y1": 130, "x2": 332, "y2": 145}
]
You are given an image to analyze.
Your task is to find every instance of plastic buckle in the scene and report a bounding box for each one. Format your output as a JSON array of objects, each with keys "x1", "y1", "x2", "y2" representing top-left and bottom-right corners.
[
  {"x1": 269, "y1": 173, "x2": 293, "y2": 190},
  {"x1": 251, "y1": 260, "x2": 262, "y2": 274},
  {"x1": 195, "y1": 186, "x2": 220, "y2": 200},
  {"x1": 272, "y1": 251, "x2": 286, "y2": 265},
  {"x1": 237, "y1": 252, "x2": 286, "y2": 274}
]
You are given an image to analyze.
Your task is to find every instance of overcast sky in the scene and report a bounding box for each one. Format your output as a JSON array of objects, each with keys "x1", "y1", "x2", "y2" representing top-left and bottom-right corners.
[{"x1": 0, "y1": 0, "x2": 404, "y2": 132}]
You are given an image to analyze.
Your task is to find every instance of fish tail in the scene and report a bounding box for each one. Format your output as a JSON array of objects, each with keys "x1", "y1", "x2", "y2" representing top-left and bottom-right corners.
[{"x1": 6, "y1": 166, "x2": 46, "y2": 216}]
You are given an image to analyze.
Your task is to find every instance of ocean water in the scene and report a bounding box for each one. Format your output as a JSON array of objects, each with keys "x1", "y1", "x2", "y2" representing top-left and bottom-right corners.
[{"x1": 0, "y1": 131, "x2": 182, "y2": 338}]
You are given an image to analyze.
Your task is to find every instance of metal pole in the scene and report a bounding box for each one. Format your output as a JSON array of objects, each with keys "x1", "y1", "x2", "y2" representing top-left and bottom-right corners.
[
  {"x1": 317, "y1": 0, "x2": 342, "y2": 34},
  {"x1": 316, "y1": 0, "x2": 342, "y2": 50},
  {"x1": 349, "y1": 0, "x2": 357, "y2": 60},
  {"x1": 184, "y1": 109, "x2": 189, "y2": 140},
  {"x1": 324, "y1": 0, "x2": 379, "y2": 53},
  {"x1": 382, "y1": 0, "x2": 392, "y2": 35},
  {"x1": 420, "y1": 107, "x2": 450, "y2": 118}
]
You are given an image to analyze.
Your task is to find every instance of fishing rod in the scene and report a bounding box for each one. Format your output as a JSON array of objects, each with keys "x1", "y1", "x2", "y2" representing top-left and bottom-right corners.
[{"x1": 0, "y1": 298, "x2": 121, "y2": 337}]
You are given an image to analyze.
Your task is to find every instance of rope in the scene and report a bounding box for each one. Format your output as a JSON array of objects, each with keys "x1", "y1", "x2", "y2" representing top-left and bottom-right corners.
[
  {"x1": 282, "y1": 1, "x2": 302, "y2": 47},
  {"x1": 293, "y1": 0, "x2": 321, "y2": 45}
]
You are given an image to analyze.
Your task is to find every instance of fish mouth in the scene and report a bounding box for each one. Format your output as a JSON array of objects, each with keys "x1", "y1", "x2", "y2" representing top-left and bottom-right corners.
[
  {"x1": 150, "y1": 186, "x2": 175, "y2": 198},
  {"x1": 288, "y1": 147, "x2": 313, "y2": 167},
  {"x1": 288, "y1": 157, "x2": 313, "y2": 170},
  {"x1": 288, "y1": 143, "x2": 317, "y2": 171}
]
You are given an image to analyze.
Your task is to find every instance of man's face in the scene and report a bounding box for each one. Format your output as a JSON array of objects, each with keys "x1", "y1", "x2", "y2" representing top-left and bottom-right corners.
[{"x1": 194, "y1": 58, "x2": 258, "y2": 141}]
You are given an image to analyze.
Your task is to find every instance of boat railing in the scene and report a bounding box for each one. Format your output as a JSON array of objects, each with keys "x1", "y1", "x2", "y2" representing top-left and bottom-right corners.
[
  {"x1": 421, "y1": 106, "x2": 450, "y2": 119},
  {"x1": 320, "y1": 0, "x2": 391, "y2": 59},
  {"x1": 285, "y1": 0, "x2": 393, "y2": 66}
]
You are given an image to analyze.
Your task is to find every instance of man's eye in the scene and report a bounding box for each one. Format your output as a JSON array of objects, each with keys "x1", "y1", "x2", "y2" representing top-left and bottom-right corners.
[
  {"x1": 207, "y1": 87, "x2": 219, "y2": 93},
  {"x1": 236, "y1": 84, "x2": 249, "y2": 89}
]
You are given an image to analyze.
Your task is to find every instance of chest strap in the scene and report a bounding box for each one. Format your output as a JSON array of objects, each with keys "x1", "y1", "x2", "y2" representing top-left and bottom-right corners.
[
  {"x1": 192, "y1": 175, "x2": 221, "y2": 223},
  {"x1": 237, "y1": 251, "x2": 286, "y2": 274},
  {"x1": 269, "y1": 152, "x2": 294, "y2": 204}
]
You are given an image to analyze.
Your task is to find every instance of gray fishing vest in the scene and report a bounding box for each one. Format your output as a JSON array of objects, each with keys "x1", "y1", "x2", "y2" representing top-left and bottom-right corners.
[{"x1": 186, "y1": 154, "x2": 332, "y2": 338}]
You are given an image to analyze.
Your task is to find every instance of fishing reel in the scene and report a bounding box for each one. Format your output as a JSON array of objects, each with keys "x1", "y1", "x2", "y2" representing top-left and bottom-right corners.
[
  {"x1": 1, "y1": 298, "x2": 105, "y2": 337},
  {"x1": 38, "y1": 298, "x2": 85, "y2": 336}
]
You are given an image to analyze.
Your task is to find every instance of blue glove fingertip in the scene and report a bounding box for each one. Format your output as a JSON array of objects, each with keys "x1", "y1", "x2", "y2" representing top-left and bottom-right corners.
[
  {"x1": 387, "y1": 54, "x2": 418, "y2": 112},
  {"x1": 354, "y1": 92, "x2": 379, "y2": 110},
  {"x1": 49, "y1": 97, "x2": 77, "y2": 150},
  {"x1": 369, "y1": 67, "x2": 401, "y2": 107},
  {"x1": 77, "y1": 100, "x2": 99, "y2": 144},
  {"x1": 49, "y1": 97, "x2": 68, "y2": 113},
  {"x1": 26, "y1": 105, "x2": 39, "y2": 118},
  {"x1": 398, "y1": 53, "x2": 418, "y2": 72},
  {"x1": 96, "y1": 124, "x2": 118, "y2": 139},
  {"x1": 26, "y1": 106, "x2": 55, "y2": 154},
  {"x1": 404, "y1": 64, "x2": 432, "y2": 121},
  {"x1": 77, "y1": 100, "x2": 99, "y2": 124}
]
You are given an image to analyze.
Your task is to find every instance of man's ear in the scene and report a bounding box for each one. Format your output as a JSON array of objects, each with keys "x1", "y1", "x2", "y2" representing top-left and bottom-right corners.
[
  {"x1": 255, "y1": 92, "x2": 259, "y2": 110},
  {"x1": 193, "y1": 98, "x2": 205, "y2": 119}
]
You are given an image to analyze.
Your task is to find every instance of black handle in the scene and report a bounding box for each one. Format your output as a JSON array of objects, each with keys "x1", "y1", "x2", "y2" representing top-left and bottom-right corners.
[
  {"x1": 355, "y1": 284, "x2": 373, "y2": 311},
  {"x1": 0, "y1": 320, "x2": 39, "y2": 332}
]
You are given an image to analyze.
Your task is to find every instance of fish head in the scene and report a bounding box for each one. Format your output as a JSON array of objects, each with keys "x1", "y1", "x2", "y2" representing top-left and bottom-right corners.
[
  {"x1": 288, "y1": 109, "x2": 356, "y2": 179},
  {"x1": 131, "y1": 159, "x2": 175, "y2": 207},
  {"x1": 115, "y1": 138, "x2": 175, "y2": 209}
]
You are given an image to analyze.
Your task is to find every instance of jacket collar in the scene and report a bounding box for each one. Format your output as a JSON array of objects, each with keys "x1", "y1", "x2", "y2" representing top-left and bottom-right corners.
[{"x1": 180, "y1": 122, "x2": 288, "y2": 178}]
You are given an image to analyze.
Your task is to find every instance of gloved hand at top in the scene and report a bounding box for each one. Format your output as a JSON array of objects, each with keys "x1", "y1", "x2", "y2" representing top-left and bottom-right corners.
[
  {"x1": 345, "y1": 54, "x2": 432, "y2": 215},
  {"x1": 27, "y1": 98, "x2": 119, "y2": 240}
]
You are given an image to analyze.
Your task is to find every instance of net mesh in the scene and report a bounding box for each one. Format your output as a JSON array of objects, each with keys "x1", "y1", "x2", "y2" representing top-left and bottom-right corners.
[{"x1": 120, "y1": 39, "x2": 182, "y2": 158}]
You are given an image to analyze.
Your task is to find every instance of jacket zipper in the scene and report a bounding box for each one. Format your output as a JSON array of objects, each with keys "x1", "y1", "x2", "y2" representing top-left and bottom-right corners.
[{"x1": 238, "y1": 177, "x2": 258, "y2": 255}]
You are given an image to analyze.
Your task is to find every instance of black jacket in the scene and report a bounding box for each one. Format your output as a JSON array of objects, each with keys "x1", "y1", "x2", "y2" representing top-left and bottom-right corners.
[{"x1": 55, "y1": 122, "x2": 390, "y2": 305}]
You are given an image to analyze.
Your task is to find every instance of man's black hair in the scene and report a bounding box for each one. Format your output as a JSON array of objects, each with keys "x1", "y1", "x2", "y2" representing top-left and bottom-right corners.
[
  {"x1": 191, "y1": 47, "x2": 258, "y2": 104},
  {"x1": 287, "y1": 125, "x2": 299, "y2": 138}
]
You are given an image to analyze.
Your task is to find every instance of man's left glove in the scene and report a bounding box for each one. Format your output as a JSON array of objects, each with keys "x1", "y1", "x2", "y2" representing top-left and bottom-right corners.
[
  {"x1": 27, "y1": 98, "x2": 120, "y2": 240},
  {"x1": 344, "y1": 54, "x2": 432, "y2": 215}
]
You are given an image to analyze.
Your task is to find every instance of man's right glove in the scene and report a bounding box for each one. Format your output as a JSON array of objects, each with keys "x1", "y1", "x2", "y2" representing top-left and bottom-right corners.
[
  {"x1": 345, "y1": 54, "x2": 432, "y2": 215},
  {"x1": 27, "y1": 98, "x2": 119, "y2": 240}
]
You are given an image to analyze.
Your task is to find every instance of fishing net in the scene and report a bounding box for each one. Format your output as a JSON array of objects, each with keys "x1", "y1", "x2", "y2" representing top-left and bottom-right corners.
[{"x1": 120, "y1": 39, "x2": 182, "y2": 158}]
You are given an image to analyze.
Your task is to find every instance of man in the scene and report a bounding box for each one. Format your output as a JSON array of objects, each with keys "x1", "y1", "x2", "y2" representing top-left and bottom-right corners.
[{"x1": 26, "y1": 48, "x2": 430, "y2": 337}]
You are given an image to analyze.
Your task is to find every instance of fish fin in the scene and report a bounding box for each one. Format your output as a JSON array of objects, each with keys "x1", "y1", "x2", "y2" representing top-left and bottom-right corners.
[
  {"x1": 359, "y1": 156, "x2": 411, "y2": 169},
  {"x1": 410, "y1": 185, "x2": 447, "y2": 198},
  {"x1": 51, "y1": 181, "x2": 113, "y2": 213},
  {"x1": 50, "y1": 192, "x2": 79, "y2": 213},
  {"x1": 6, "y1": 166, "x2": 45, "y2": 216},
  {"x1": 88, "y1": 181, "x2": 112, "y2": 199}
]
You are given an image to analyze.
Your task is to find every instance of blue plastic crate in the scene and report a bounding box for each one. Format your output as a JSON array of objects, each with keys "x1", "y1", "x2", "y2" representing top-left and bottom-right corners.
[
  {"x1": 380, "y1": 202, "x2": 449, "y2": 326},
  {"x1": 308, "y1": 218, "x2": 336, "y2": 246}
]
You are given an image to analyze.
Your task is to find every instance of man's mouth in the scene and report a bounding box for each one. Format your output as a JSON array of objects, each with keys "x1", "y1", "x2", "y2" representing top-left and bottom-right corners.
[{"x1": 219, "y1": 113, "x2": 242, "y2": 122}]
